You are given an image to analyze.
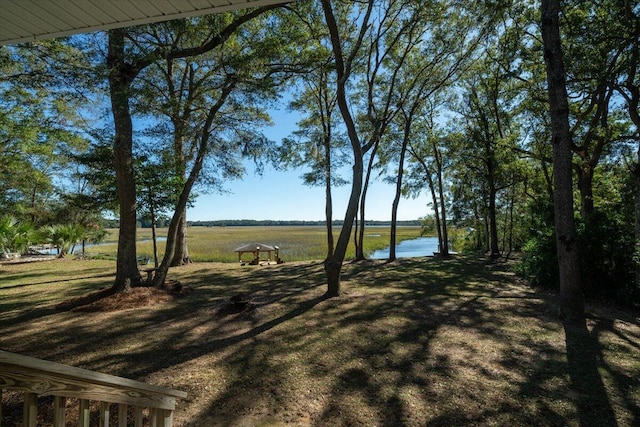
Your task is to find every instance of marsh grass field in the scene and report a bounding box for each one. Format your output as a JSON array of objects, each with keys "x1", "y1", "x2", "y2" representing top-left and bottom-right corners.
[
  {"x1": 1, "y1": 226, "x2": 639, "y2": 426},
  {"x1": 87, "y1": 225, "x2": 423, "y2": 262}
]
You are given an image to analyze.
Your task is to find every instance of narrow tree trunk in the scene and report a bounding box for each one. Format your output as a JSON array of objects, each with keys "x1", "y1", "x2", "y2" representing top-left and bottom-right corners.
[
  {"x1": 108, "y1": 29, "x2": 141, "y2": 292},
  {"x1": 410, "y1": 142, "x2": 446, "y2": 256},
  {"x1": 484, "y1": 212, "x2": 490, "y2": 253},
  {"x1": 324, "y1": 135, "x2": 335, "y2": 261},
  {"x1": 485, "y1": 137, "x2": 501, "y2": 258},
  {"x1": 389, "y1": 124, "x2": 410, "y2": 262},
  {"x1": 321, "y1": 0, "x2": 371, "y2": 296},
  {"x1": 488, "y1": 180, "x2": 501, "y2": 257},
  {"x1": 426, "y1": 171, "x2": 443, "y2": 254},
  {"x1": 577, "y1": 166, "x2": 595, "y2": 221},
  {"x1": 154, "y1": 78, "x2": 238, "y2": 287},
  {"x1": 434, "y1": 145, "x2": 449, "y2": 256},
  {"x1": 356, "y1": 144, "x2": 378, "y2": 261},
  {"x1": 507, "y1": 184, "x2": 515, "y2": 256},
  {"x1": 150, "y1": 200, "x2": 159, "y2": 268},
  {"x1": 541, "y1": 0, "x2": 584, "y2": 320},
  {"x1": 170, "y1": 130, "x2": 189, "y2": 267}
]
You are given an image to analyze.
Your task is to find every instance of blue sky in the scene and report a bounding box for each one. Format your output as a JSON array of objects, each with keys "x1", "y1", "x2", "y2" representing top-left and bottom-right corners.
[
  {"x1": 187, "y1": 163, "x2": 431, "y2": 221},
  {"x1": 186, "y1": 105, "x2": 432, "y2": 222}
]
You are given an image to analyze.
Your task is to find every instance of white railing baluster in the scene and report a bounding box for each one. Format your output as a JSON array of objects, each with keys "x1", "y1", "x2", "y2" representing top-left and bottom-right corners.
[
  {"x1": 0, "y1": 350, "x2": 186, "y2": 427},
  {"x1": 100, "y1": 401, "x2": 110, "y2": 427},
  {"x1": 79, "y1": 399, "x2": 90, "y2": 427}
]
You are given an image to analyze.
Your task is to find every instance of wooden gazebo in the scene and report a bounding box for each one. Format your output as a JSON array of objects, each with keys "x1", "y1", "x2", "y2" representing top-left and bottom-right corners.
[{"x1": 234, "y1": 243, "x2": 282, "y2": 265}]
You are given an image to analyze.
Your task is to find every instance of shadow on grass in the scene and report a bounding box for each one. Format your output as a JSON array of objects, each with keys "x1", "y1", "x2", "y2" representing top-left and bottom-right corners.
[
  {"x1": 0, "y1": 268, "x2": 115, "y2": 290},
  {"x1": 563, "y1": 319, "x2": 619, "y2": 427},
  {"x1": 1, "y1": 257, "x2": 639, "y2": 426}
]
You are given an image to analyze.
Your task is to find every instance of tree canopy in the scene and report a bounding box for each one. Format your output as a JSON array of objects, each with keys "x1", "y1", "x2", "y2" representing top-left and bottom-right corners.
[{"x1": 2, "y1": 0, "x2": 639, "y2": 312}]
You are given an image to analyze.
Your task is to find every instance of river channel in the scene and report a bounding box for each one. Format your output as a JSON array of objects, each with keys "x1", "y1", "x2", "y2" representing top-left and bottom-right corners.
[{"x1": 370, "y1": 236, "x2": 440, "y2": 259}]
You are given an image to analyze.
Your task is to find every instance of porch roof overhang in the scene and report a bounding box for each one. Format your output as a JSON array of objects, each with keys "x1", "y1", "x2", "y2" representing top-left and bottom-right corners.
[{"x1": 0, "y1": 0, "x2": 291, "y2": 47}]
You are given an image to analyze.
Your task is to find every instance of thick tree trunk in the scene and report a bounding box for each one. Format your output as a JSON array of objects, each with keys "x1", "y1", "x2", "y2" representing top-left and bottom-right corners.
[
  {"x1": 617, "y1": 0, "x2": 640, "y2": 298},
  {"x1": 541, "y1": 0, "x2": 585, "y2": 320},
  {"x1": 170, "y1": 211, "x2": 190, "y2": 266},
  {"x1": 108, "y1": 29, "x2": 141, "y2": 292}
]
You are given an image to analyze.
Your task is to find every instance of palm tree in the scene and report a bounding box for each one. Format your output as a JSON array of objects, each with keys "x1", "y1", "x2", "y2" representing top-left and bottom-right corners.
[
  {"x1": 0, "y1": 216, "x2": 34, "y2": 256},
  {"x1": 40, "y1": 224, "x2": 85, "y2": 257}
]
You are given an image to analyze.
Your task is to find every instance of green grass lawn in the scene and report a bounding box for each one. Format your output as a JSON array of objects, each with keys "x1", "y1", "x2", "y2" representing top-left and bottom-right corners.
[{"x1": 1, "y1": 252, "x2": 639, "y2": 426}]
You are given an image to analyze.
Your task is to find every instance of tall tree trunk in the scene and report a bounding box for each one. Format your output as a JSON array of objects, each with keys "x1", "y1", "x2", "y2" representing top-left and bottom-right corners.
[
  {"x1": 434, "y1": 143, "x2": 449, "y2": 256},
  {"x1": 149, "y1": 198, "x2": 159, "y2": 268},
  {"x1": 108, "y1": 29, "x2": 141, "y2": 292},
  {"x1": 410, "y1": 143, "x2": 447, "y2": 256},
  {"x1": 507, "y1": 184, "x2": 515, "y2": 256},
  {"x1": 426, "y1": 171, "x2": 443, "y2": 254},
  {"x1": 541, "y1": 0, "x2": 584, "y2": 320},
  {"x1": 389, "y1": 123, "x2": 410, "y2": 261},
  {"x1": 324, "y1": 135, "x2": 335, "y2": 261},
  {"x1": 622, "y1": 4, "x2": 640, "y2": 296},
  {"x1": 171, "y1": 212, "x2": 190, "y2": 266},
  {"x1": 171, "y1": 130, "x2": 190, "y2": 266},
  {"x1": 576, "y1": 164, "x2": 595, "y2": 222},
  {"x1": 153, "y1": 78, "x2": 237, "y2": 287},
  {"x1": 356, "y1": 143, "x2": 379, "y2": 261},
  {"x1": 483, "y1": 210, "x2": 490, "y2": 252},
  {"x1": 488, "y1": 178, "x2": 501, "y2": 257},
  {"x1": 321, "y1": 0, "x2": 371, "y2": 297}
]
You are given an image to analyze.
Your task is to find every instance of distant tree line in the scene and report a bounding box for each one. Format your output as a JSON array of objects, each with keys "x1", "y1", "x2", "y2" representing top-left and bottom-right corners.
[{"x1": 187, "y1": 220, "x2": 422, "y2": 227}]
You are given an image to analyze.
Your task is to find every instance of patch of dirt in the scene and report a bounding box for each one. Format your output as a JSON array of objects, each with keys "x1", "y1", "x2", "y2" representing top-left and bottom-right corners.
[
  {"x1": 56, "y1": 282, "x2": 192, "y2": 312},
  {"x1": 216, "y1": 293, "x2": 258, "y2": 317}
]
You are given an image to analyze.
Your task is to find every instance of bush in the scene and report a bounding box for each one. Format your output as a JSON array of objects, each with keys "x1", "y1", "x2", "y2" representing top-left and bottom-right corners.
[
  {"x1": 518, "y1": 228, "x2": 558, "y2": 288},
  {"x1": 518, "y1": 209, "x2": 639, "y2": 307},
  {"x1": 577, "y1": 211, "x2": 636, "y2": 303}
]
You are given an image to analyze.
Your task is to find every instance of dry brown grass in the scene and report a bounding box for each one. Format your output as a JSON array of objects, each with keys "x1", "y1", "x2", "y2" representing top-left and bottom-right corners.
[{"x1": 1, "y1": 255, "x2": 639, "y2": 426}]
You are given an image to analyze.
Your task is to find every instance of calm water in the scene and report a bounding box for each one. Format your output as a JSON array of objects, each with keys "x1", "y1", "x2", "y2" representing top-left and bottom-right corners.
[
  {"x1": 38, "y1": 237, "x2": 166, "y2": 255},
  {"x1": 370, "y1": 237, "x2": 439, "y2": 259}
]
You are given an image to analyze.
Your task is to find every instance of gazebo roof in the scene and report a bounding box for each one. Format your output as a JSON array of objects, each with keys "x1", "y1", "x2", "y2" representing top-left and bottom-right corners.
[{"x1": 234, "y1": 243, "x2": 276, "y2": 253}]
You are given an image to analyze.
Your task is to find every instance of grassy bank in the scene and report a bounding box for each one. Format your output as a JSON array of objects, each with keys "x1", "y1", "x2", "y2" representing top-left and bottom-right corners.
[
  {"x1": 92, "y1": 225, "x2": 423, "y2": 262},
  {"x1": 1, "y1": 255, "x2": 638, "y2": 426}
]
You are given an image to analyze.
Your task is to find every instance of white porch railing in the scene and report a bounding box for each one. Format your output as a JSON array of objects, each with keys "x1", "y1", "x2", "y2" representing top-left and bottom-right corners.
[{"x1": 0, "y1": 350, "x2": 187, "y2": 427}]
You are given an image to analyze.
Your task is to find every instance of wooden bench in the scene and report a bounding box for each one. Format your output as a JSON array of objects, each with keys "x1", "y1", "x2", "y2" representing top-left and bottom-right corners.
[
  {"x1": 0, "y1": 350, "x2": 186, "y2": 427},
  {"x1": 140, "y1": 267, "x2": 159, "y2": 282}
]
